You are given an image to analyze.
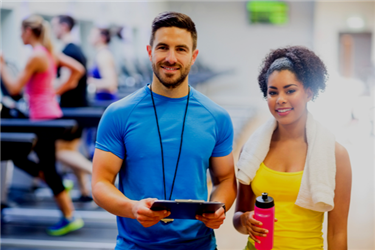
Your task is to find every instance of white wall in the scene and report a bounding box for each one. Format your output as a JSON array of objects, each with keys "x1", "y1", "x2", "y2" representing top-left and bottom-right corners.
[
  {"x1": 314, "y1": 1, "x2": 375, "y2": 74},
  {"x1": 313, "y1": 2, "x2": 375, "y2": 249},
  {"x1": 1, "y1": 9, "x2": 21, "y2": 65},
  {"x1": 1, "y1": 1, "x2": 315, "y2": 107},
  {"x1": 1, "y1": 1, "x2": 168, "y2": 69},
  {"x1": 167, "y1": 1, "x2": 315, "y2": 106},
  {"x1": 373, "y1": 2, "x2": 375, "y2": 65}
]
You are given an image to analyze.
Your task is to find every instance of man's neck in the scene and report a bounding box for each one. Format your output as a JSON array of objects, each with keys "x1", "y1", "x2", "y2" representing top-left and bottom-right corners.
[
  {"x1": 150, "y1": 79, "x2": 189, "y2": 98},
  {"x1": 61, "y1": 33, "x2": 74, "y2": 45},
  {"x1": 96, "y1": 43, "x2": 108, "y2": 51}
]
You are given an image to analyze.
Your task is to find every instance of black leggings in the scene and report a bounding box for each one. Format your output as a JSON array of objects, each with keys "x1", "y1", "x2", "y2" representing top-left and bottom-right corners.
[{"x1": 12, "y1": 137, "x2": 65, "y2": 196}]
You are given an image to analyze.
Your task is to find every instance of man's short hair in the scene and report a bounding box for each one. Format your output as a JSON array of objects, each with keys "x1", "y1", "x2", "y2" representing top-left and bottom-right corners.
[
  {"x1": 150, "y1": 11, "x2": 197, "y2": 51},
  {"x1": 57, "y1": 15, "x2": 76, "y2": 31},
  {"x1": 98, "y1": 28, "x2": 111, "y2": 44}
]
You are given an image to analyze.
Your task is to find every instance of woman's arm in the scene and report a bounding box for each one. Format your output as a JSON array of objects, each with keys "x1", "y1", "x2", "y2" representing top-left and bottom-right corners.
[
  {"x1": 327, "y1": 142, "x2": 352, "y2": 250},
  {"x1": 233, "y1": 182, "x2": 255, "y2": 234},
  {"x1": 0, "y1": 51, "x2": 45, "y2": 95},
  {"x1": 88, "y1": 50, "x2": 117, "y2": 92},
  {"x1": 233, "y1": 182, "x2": 269, "y2": 244},
  {"x1": 55, "y1": 53, "x2": 85, "y2": 96}
]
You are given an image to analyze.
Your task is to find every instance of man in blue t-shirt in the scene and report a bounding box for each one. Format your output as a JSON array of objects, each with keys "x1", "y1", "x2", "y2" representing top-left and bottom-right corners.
[{"x1": 92, "y1": 11, "x2": 237, "y2": 250}]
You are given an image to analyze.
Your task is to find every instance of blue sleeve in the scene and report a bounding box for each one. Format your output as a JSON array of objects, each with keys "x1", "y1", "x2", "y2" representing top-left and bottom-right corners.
[
  {"x1": 212, "y1": 111, "x2": 234, "y2": 157},
  {"x1": 95, "y1": 104, "x2": 126, "y2": 159}
]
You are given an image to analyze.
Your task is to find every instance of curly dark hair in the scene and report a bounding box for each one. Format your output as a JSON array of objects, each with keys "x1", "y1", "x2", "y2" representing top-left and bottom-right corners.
[{"x1": 258, "y1": 46, "x2": 328, "y2": 100}]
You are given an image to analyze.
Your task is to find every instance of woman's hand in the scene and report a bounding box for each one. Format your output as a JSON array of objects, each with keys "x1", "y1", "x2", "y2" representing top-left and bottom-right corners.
[
  {"x1": 241, "y1": 211, "x2": 267, "y2": 243},
  {"x1": 240, "y1": 211, "x2": 275, "y2": 244},
  {"x1": 0, "y1": 51, "x2": 5, "y2": 67}
]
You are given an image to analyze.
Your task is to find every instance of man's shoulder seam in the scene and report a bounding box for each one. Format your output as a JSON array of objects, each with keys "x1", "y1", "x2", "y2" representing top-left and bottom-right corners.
[
  {"x1": 127, "y1": 91, "x2": 148, "y2": 119},
  {"x1": 192, "y1": 95, "x2": 222, "y2": 128},
  {"x1": 114, "y1": 89, "x2": 148, "y2": 124}
]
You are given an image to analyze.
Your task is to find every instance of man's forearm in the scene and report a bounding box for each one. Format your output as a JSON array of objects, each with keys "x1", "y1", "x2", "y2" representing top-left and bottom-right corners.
[
  {"x1": 209, "y1": 177, "x2": 237, "y2": 211},
  {"x1": 92, "y1": 180, "x2": 136, "y2": 219},
  {"x1": 88, "y1": 77, "x2": 116, "y2": 91},
  {"x1": 55, "y1": 74, "x2": 79, "y2": 95}
]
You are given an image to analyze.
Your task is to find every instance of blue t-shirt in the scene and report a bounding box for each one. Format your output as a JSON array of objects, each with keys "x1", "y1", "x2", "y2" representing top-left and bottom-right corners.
[{"x1": 96, "y1": 85, "x2": 234, "y2": 250}]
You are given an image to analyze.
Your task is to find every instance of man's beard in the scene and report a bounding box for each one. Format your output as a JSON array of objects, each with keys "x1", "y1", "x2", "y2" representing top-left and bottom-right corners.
[{"x1": 152, "y1": 62, "x2": 191, "y2": 89}]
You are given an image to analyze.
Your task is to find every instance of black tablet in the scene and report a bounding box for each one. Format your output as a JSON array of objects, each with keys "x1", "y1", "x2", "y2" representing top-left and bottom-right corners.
[{"x1": 150, "y1": 199, "x2": 224, "y2": 220}]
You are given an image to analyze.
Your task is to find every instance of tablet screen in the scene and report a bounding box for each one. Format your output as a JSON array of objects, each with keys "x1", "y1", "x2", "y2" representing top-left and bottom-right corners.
[{"x1": 150, "y1": 200, "x2": 224, "y2": 220}]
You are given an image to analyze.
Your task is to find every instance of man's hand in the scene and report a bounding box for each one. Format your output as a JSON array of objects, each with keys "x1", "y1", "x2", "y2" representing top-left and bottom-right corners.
[
  {"x1": 132, "y1": 198, "x2": 170, "y2": 228},
  {"x1": 196, "y1": 207, "x2": 225, "y2": 229}
]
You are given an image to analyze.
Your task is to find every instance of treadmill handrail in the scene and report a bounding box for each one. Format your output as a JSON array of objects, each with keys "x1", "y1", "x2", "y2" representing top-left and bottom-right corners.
[{"x1": 1, "y1": 118, "x2": 77, "y2": 128}]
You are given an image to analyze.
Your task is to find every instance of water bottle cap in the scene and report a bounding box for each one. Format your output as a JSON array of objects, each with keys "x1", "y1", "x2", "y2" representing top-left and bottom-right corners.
[{"x1": 255, "y1": 192, "x2": 274, "y2": 209}]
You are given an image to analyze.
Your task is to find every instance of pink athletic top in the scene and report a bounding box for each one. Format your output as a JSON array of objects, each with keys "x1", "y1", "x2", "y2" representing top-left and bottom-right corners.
[{"x1": 25, "y1": 46, "x2": 62, "y2": 120}]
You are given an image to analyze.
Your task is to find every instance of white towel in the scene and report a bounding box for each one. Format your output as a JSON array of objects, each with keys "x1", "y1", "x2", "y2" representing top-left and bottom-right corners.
[{"x1": 237, "y1": 112, "x2": 336, "y2": 212}]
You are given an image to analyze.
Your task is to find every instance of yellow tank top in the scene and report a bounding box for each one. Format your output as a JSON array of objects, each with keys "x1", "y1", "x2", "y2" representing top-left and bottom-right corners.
[{"x1": 246, "y1": 163, "x2": 324, "y2": 250}]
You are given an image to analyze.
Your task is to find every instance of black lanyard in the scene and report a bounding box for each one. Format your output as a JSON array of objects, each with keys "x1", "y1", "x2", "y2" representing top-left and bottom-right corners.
[{"x1": 150, "y1": 84, "x2": 190, "y2": 200}]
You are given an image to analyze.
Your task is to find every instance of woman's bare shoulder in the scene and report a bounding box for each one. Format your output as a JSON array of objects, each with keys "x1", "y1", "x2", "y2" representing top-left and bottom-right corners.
[
  {"x1": 97, "y1": 49, "x2": 114, "y2": 62},
  {"x1": 335, "y1": 142, "x2": 349, "y2": 158},
  {"x1": 335, "y1": 141, "x2": 351, "y2": 172},
  {"x1": 28, "y1": 49, "x2": 48, "y2": 64}
]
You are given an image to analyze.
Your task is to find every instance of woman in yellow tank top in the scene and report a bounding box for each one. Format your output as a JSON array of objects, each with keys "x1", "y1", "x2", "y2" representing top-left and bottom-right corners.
[{"x1": 232, "y1": 46, "x2": 352, "y2": 250}]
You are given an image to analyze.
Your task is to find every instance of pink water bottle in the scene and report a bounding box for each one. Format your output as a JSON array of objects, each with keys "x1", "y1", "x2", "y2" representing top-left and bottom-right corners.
[{"x1": 253, "y1": 192, "x2": 274, "y2": 250}]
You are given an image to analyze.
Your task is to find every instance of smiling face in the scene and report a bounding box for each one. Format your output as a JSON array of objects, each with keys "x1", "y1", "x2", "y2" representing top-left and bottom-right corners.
[
  {"x1": 267, "y1": 70, "x2": 313, "y2": 126},
  {"x1": 147, "y1": 27, "x2": 198, "y2": 89}
]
